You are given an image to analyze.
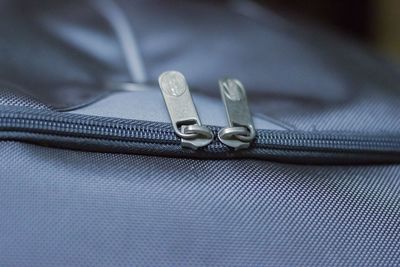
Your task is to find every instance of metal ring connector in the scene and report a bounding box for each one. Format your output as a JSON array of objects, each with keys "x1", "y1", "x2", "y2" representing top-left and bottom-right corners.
[
  {"x1": 179, "y1": 124, "x2": 214, "y2": 150},
  {"x1": 218, "y1": 125, "x2": 255, "y2": 150},
  {"x1": 182, "y1": 124, "x2": 214, "y2": 140}
]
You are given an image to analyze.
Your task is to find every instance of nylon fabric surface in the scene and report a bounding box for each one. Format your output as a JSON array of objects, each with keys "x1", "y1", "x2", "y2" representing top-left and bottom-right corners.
[
  {"x1": 1, "y1": 141, "x2": 400, "y2": 266},
  {"x1": 0, "y1": 87, "x2": 49, "y2": 110},
  {"x1": 261, "y1": 88, "x2": 400, "y2": 133},
  {"x1": 1, "y1": 1, "x2": 400, "y2": 266}
]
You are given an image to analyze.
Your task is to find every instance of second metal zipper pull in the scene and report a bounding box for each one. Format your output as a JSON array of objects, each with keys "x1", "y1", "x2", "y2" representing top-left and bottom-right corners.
[
  {"x1": 218, "y1": 78, "x2": 256, "y2": 150},
  {"x1": 158, "y1": 71, "x2": 214, "y2": 150}
]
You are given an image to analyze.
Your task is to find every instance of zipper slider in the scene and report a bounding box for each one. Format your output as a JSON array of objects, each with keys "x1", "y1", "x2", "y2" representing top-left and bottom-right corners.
[
  {"x1": 158, "y1": 71, "x2": 214, "y2": 150},
  {"x1": 218, "y1": 78, "x2": 256, "y2": 150}
]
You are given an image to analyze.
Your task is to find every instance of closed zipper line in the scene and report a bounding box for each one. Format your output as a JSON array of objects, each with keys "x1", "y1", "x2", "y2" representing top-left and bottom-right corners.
[
  {"x1": 0, "y1": 110, "x2": 179, "y2": 143},
  {"x1": 1, "y1": 109, "x2": 400, "y2": 156}
]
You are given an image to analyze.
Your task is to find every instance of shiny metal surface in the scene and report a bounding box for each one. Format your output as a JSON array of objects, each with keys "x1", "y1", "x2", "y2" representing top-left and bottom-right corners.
[
  {"x1": 158, "y1": 71, "x2": 213, "y2": 149},
  {"x1": 218, "y1": 79, "x2": 256, "y2": 150}
]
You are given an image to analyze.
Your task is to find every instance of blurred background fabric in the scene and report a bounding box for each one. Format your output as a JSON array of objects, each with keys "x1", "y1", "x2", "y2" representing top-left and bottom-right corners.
[
  {"x1": 0, "y1": 0, "x2": 398, "y2": 110},
  {"x1": 257, "y1": 0, "x2": 400, "y2": 60}
]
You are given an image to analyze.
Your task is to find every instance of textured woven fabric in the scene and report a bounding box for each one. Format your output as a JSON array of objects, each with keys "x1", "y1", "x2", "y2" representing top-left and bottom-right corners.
[
  {"x1": 258, "y1": 88, "x2": 400, "y2": 134},
  {"x1": 0, "y1": 87, "x2": 49, "y2": 110},
  {"x1": 1, "y1": 141, "x2": 399, "y2": 266},
  {"x1": 1, "y1": 1, "x2": 400, "y2": 266}
]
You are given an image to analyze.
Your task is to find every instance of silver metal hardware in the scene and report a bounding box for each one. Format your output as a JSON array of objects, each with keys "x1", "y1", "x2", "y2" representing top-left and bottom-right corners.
[
  {"x1": 158, "y1": 71, "x2": 214, "y2": 149},
  {"x1": 218, "y1": 78, "x2": 256, "y2": 150}
]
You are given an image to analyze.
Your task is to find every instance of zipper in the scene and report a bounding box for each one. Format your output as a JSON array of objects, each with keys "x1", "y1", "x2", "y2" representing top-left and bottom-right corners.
[
  {"x1": 1, "y1": 71, "x2": 400, "y2": 163},
  {"x1": 1, "y1": 107, "x2": 400, "y2": 163},
  {"x1": 154, "y1": 71, "x2": 400, "y2": 161}
]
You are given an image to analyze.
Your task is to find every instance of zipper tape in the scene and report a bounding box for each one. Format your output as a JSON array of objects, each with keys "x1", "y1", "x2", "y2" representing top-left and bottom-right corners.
[{"x1": 1, "y1": 107, "x2": 400, "y2": 164}]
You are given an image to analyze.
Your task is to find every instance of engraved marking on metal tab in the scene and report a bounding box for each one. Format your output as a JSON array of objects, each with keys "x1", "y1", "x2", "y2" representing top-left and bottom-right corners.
[
  {"x1": 222, "y1": 79, "x2": 244, "y2": 101},
  {"x1": 159, "y1": 71, "x2": 187, "y2": 97}
]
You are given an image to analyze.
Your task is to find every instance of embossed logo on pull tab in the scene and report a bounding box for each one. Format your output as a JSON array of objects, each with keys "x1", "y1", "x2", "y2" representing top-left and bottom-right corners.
[
  {"x1": 159, "y1": 71, "x2": 187, "y2": 97},
  {"x1": 222, "y1": 79, "x2": 244, "y2": 101}
]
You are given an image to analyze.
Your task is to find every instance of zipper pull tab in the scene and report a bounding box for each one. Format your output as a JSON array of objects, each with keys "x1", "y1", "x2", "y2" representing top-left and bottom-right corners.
[
  {"x1": 218, "y1": 78, "x2": 256, "y2": 150},
  {"x1": 158, "y1": 71, "x2": 214, "y2": 150}
]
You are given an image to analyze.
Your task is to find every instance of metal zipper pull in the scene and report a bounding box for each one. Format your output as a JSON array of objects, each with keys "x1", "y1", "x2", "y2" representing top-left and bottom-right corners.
[
  {"x1": 218, "y1": 78, "x2": 256, "y2": 150},
  {"x1": 158, "y1": 71, "x2": 214, "y2": 150}
]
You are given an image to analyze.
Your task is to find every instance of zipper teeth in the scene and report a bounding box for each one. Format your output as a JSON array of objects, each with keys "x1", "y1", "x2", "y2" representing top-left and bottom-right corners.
[
  {"x1": 1, "y1": 110, "x2": 400, "y2": 154},
  {"x1": 0, "y1": 111, "x2": 178, "y2": 142},
  {"x1": 256, "y1": 134, "x2": 400, "y2": 151}
]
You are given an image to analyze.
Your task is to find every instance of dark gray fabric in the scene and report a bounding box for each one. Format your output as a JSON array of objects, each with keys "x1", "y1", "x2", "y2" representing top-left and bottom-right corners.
[
  {"x1": 1, "y1": 141, "x2": 400, "y2": 266},
  {"x1": 263, "y1": 88, "x2": 400, "y2": 133},
  {"x1": 0, "y1": 84, "x2": 49, "y2": 110}
]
